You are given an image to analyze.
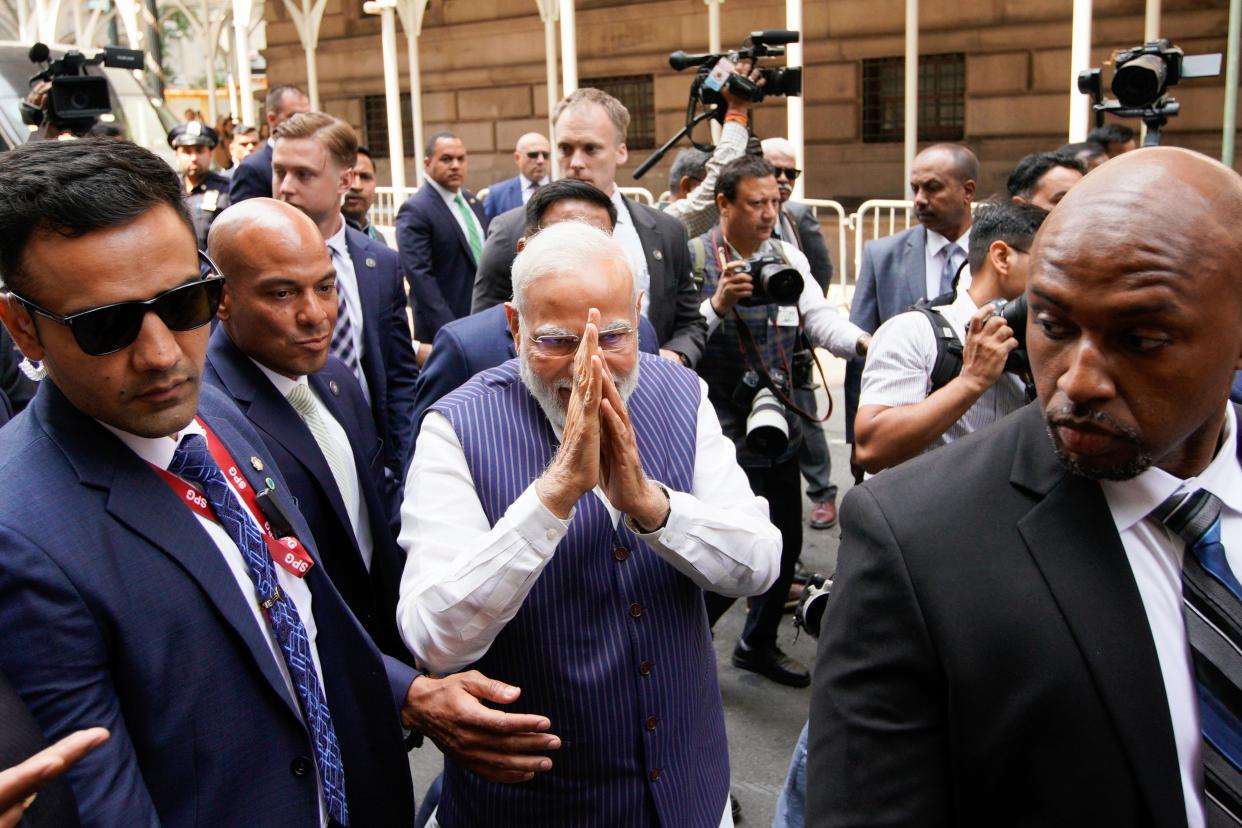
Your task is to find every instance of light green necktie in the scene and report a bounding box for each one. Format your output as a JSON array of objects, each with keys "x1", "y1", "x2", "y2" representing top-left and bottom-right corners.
[
  {"x1": 285, "y1": 383, "x2": 358, "y2": 514},
  {"x1": 454, "y1": 193, "x2": 483, "y2": 264}
]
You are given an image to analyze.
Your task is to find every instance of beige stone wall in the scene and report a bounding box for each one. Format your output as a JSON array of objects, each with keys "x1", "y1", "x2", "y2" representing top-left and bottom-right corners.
[{"x1": 262, "y1": 0, "x2": 1239, "y2": 201}]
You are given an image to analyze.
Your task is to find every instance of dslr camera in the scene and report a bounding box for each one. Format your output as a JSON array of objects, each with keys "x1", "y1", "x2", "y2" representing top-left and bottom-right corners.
[
  {"x1": 670, "y1": 29, "x2": 803, "y2": 107},
  {"x1": 734, "y1": 369, "x2": 790, "y2": 458},
  {"x1": 21, "y1": 42, "x2": 144, "y2": 136},
  {"x1": 988, "y1": 295, "x2": 1034, "y2": 390},
  {"x1": 736, "y1": 254, "x2": 803, "y2": 307}
]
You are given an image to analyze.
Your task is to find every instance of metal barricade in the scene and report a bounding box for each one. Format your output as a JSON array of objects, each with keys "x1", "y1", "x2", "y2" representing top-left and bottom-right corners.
[
  {"x1": 619, "y1": 186, "x2": 655, "y2": 205},
  {"x1": 371, "y1": 185, "x2": 417, "y2": 235},
  {"x1": 850, "y1": 199, "x2": 916, "y2": 282}
]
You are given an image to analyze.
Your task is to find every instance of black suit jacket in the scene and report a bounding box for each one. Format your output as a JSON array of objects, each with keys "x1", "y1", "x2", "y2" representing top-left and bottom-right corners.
[
  {"x1": 0, "y1": 671, "x2": 79, "y2": 827},
  {"x1": 807, "y1": 402, "x2": 1226, "y2": 828},
  {"x1": 343, "y1": 225, "x2": 421, "y2": 491},
  {"x1": 396, "y1": 185, "x2": 489, "y2": 341},
  {"x1": 470, "y1": 199, "x2": 707, "y2": 366},
  {"x1": 204, "y1": 328, "x2": 411, "y2": 662},
  {"x1": 226, "y1": 142, "x2": 274, "y2": 204}
]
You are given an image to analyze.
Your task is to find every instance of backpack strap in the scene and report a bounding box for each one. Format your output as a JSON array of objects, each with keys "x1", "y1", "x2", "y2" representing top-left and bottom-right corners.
[
  {"x1": 908, "y1": 300, "x2": 964, "y2": 394},
  {"x1": 690, "y1": 236, "x2": 708, "y2": 292}
]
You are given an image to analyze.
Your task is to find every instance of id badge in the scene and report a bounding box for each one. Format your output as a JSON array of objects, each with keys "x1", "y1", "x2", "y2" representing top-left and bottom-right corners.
[
  {"x1": 705, "y1": 57, "x2": 735, "y2": 92},
  {"x1": 776, "y1": 306, "x2": 800, "y2": 327},
  {"x1": 202, "y1": 189, "x2": 220, "y2": 212}
]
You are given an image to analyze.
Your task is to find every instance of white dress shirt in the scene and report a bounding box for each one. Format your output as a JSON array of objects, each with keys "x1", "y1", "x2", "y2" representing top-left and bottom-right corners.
[
  {"x1": 923, "y1": 227, "x2": 972, "y2": 299},
  {"x1": 1099, "y1": 403, "x2": 1242, "y2": 828},
  {"x1": 521, "y1": 175, "x2": 550, "y2": 204},
  {"x1": 395, "y1": 375, "x2": 781, "y2": 676},
  {"x1": 859, "y1": 288, "x2": 1027, "y2": 450},
  {"x1": 253, "y1": 362, "x2": 375, "y2": 570},
  {"x1": 425, "y1": 177, "x2": 486, "y2": 256},
  {"x1": 698, "y1": 238, "x2": 866, "y2": 360},
  {"x1": 609, "y1": 186, "x2": 654, "y2": 315},
  {"x1": 324, "y1": 221, "x2": 371, "y2": 402},
  {"x1": 101, "y1": 418, "x2": 329, "y2": 826}
]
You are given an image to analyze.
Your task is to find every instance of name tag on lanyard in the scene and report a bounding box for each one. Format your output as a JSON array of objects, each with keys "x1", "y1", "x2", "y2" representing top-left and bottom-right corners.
[{"x1": 151, "y1": 421, "x2": 315, "y2": 579}]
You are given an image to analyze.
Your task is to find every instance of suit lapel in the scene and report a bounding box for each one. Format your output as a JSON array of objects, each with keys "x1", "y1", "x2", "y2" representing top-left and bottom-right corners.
[
  {"x1": 903, "y1": 226, "x2": 927, "y2": 305},
  {"x1": 1011, "y1": 407, "x2": 1188, "y2": 828},
  {"x1": 37, "y1": 384, "x2": 301, "y2": 720},
  {"x1": 626, "y1": 198, "x2": 667, "y2": 306},
  {"x1": 426, "y1": 186, "x2": 475, "y2": 263}
]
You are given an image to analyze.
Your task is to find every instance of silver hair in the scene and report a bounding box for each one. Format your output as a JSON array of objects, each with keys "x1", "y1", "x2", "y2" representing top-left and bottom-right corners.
[
  {"x1": 510, "y1": 220, "x2": 636, "y2": 314},
  {"x1": 760, "y1": 137, "x2": 796, "y2": 159}
]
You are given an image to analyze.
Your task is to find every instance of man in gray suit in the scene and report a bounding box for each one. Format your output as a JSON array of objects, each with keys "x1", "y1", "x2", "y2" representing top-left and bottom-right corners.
[
  {"x1": 470, "y1": 88, "x2": 706, "y2": 368},
  {"x1": 844, "y1": 143, "x2": 977, "y2": 452}
]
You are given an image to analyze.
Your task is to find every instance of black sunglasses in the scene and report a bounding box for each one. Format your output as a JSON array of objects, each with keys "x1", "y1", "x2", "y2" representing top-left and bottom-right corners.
[
  {"x1": 525, "y1": 151, "x2": 551, "y2": 160},
  {"x1": 8, "y1": 252, "x2": 224, "y2": 356},
  {"x1": 773, "y1": 166, "x2": 801, "y2": 181}
]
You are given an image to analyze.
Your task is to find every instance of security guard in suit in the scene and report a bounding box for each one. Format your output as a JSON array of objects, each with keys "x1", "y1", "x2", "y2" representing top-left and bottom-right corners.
[{"x1": 168, "y1": 121, "x2": 231, "y2": 251}]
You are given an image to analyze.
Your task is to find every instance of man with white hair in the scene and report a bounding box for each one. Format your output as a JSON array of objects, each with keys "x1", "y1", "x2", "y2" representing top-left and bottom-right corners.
[{"x1": 397, "y1": 220, "x2": 781, "y2": 827}]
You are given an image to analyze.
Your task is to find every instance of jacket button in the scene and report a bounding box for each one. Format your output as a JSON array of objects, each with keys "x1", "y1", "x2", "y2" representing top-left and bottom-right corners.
[
  {"x1": 650, "y1": 767, "x2": 661, "y2": 782},
  {"x1": 614, "y1": 546, "x2": 629, "y2": 561},
  {"x1": 646, "y1": 715, "x2": 658, "y2": 731},
  {"x1": 639, "y1": 660, "x2": 653, "y2": 676},
  {"x1": 629, "y1": 603, "x2": 643, "y2": 618},
  {"x1": 291, "y1": 756, "x2": 312, "y2": 777}
]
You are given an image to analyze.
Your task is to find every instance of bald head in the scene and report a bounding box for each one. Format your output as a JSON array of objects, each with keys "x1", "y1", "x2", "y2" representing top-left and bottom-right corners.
[
  {"x1": 1027, "y1": 147, "x2": 1242, "y2": 482},
  {"x1": 514, "y1": 132, "x2": 550, "y2": 183},
  {"x1": 209, "y1": 198, "x2": 338, "y2": 379}
]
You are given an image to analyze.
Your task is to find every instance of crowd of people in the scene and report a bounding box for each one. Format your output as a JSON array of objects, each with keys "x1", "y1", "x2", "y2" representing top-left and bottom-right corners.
[{"x1": 0, "y1": 55, "x2": 1240, "y2": 828}]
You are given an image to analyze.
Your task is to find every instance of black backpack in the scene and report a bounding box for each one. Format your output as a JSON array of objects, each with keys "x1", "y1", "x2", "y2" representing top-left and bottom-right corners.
[{"x1": 907, "y1": 292, "x2": 963, "y2": 394}]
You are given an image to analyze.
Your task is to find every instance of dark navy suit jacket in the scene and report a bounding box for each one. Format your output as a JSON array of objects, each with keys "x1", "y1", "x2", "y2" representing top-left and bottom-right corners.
[
  {"x1": 395, "y1": 184, "x2": 489, "y2": 341},
  {"x1": 226, "y1": 141, "x2": 273, "y2": 204},
  {"x1": 0, "y1": 672, "x2": 79, "y2": 826},
  {"x1": 344, "y1": 225, "x2": 420, "y2": 488},
  {"x1": 0, "y1": 381, "x2": 416, "y2": 827},
  {"x1": 204, "y1": 328, "x2": 411, "y2": 662},
  {"x1": 845, "y1": 224, "x2": 929, "y2": 442},
  {"x1": 482, "y1": 175, "x2": 523, "y2": 221},
  {"x1": 1232, "y1": 371, "x2": 1242, "y2": 405},
  {"x1": 409, "y1": 304, "x2": 661, "y2": 446}
]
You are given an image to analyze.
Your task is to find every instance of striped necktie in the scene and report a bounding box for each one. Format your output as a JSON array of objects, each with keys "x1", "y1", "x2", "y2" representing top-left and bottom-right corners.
[
  {"x1": 939, "y1": 242, "x2": 963, "y2": 296},
  {"x1": 286, "y1": 384, "x2": 360, "y2": 532},
  {"x1": 1152, "y1": 488, "x2": 1242, "y2": 825},
  {"x1": 169, "y1": 433, "x2": 350, "y2": 824},
  {"x1": 454, "y1": 193, "x2": 483, "y2": 264},
  {"x1": 327, "y1": 245, "x2": 364, "y2": 386}
]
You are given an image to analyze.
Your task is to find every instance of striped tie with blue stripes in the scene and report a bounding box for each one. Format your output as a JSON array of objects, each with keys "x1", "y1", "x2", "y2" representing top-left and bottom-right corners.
[{"x1": 1153, "y1": 488, "x2": 1242, "y2": 826}]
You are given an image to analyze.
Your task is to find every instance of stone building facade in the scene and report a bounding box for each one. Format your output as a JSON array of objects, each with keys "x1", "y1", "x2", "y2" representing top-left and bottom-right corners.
[{"x1": 261, "y1": 0, "x2": 1237, "y2": 203}]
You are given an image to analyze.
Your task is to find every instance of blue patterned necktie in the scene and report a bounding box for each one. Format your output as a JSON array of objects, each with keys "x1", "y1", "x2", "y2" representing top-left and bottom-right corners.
[
  {"x1": 1152, "y1": 488, "x2": 1242, "y2": 826},
  {"x1": 327, "y1": 245, "x2": 364, "y2": 386},
  {"x1": 169, "y1": 433, "x2": 350, "y2": 825},
  {"x1": 938, "y1": 242, "x2": 963, "y2": 296}
]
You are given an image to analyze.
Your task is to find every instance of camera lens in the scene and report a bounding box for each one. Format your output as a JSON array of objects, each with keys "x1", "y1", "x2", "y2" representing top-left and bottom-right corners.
[{"x1": 1113, "y1": 53, "x2": 1168, "y2": 107}]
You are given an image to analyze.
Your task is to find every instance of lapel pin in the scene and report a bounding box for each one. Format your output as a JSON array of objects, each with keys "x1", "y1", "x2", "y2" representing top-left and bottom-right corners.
[
  {"x1": 653, "y1": 250, "x2": 663, "y2": 261},
  {"x1": 265, "y1": 477, "x2": 277, "y2": 490},
  {"x1": 329, "y1": 379, "x2": 340, "y2": 396},
  {"x1": 365, "y1": 256, "x2": 377, "y2": 268},
  {"x1": 250, "y1": 456, "x2": 264, "y2": 472}
]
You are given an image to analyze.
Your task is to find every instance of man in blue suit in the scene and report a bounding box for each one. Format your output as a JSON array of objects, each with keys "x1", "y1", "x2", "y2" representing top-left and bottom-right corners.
[
  {"x1": 845, "y1": 143, "x2": 977, "y2": 447},
  {"x1": 0, "y1": 138, "x2": 419, "y2": 826},
  {"x1": 410, "y1": 179, "x2": 659, "y2": 441},
  {"x1": 204, "y1": 199, "x2": 410, "y2": 661},
  {"x1": 274, "y1": 111, "x2": 421, "y2": 490},
  {"x1": 226, "y1": 85, "x2": 310, "y2": 204},
  {"x1": 397, "y1": 132, "x2": 490, "y2": 351},
  {"x1": 482, "y1": 132, "x2": 550, "y2": 222}
]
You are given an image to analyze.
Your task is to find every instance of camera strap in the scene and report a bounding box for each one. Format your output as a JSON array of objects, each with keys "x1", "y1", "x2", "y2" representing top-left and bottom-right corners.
[{"x1": 729, "y1": 307, "x2": 830, "y2": 424}]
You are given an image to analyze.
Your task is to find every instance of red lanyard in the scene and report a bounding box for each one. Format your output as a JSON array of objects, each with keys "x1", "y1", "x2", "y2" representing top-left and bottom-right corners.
[{"x1": 152, "y1": 418, "x2": 315, "y2": 579}]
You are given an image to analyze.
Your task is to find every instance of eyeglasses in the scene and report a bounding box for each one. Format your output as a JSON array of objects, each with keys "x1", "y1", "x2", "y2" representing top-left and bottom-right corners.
[
  {"x1": 773, "y1": 167, "x2": 801, "y2": 181},
  {"x1": 528, "y1": 326, "x2": 635, "y2": 358},
  {"x1": 525, "y1": 151, "x2": 551, "y2": 160},
  {"x1": 8, "y1": 252, "x2": 224, "y2": 356}
]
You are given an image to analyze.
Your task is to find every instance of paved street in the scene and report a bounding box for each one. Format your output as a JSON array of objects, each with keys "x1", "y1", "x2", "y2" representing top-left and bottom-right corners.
[{"x1": 409, "y1": 362, "x2": 853, "y2": 827}]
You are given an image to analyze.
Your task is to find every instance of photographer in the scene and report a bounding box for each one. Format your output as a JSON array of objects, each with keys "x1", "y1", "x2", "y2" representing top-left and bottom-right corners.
[
  {"x1": 853, "y1": 201, "x2": 1047, "y2": 474},
  {"x1": 695, "y1": 155, "x2": 868, "y2": 687}
]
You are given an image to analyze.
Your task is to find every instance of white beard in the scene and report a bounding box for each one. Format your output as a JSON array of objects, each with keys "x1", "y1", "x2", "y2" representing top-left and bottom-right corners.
[{"x1": 518, "y1": 343, "x2": 641, "y2": 432}]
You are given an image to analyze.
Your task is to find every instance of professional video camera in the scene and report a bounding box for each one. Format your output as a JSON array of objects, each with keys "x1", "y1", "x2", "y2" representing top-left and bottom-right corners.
[
  {"x1": 1077, "y1": 39, "x2": 1220, "y2": 146},
  {"x1": 632, "y1": 29, "x2": 802, "y2": 179},
  {"x1": 21, "y1": 42, "x2": 144, "y2": 137}
]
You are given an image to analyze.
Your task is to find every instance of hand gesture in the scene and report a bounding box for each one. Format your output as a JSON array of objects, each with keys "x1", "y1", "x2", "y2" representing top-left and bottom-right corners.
[
  {"x1": 960, "y1": 305, "x2": 1018, "y2": 392},
  {"x1": 401, "y1": 672, "x2": 559, "y2": 784},
  {"x1": 710, "y1": 256, "x2": 754, "y2": 316},
  {"x1": 536, "y1": 308, "x2": 603, "y2": 518},
  {"x1": 599, "y1": 369, "x2": 669, "y2": 532},
  {"x1": 0, "y1": 728, "x2": 109, "y2": 828}
]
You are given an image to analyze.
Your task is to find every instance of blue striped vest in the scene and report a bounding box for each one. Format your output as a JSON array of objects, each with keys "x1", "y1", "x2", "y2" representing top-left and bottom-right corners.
[{"x1": 429, "y1": 353, "x2": 730, "y2": 827}]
